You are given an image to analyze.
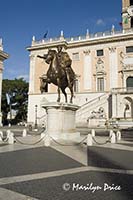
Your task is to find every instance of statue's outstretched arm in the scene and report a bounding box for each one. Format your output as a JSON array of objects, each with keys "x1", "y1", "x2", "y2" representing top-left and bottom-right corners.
[{"x1": 37, "y1": 55, "x2": 47, "y2": 59}]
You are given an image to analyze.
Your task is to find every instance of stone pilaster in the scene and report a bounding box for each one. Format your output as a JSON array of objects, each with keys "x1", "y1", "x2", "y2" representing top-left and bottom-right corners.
[
  {"x1": 83, "y1": 49, "x2": 92, "y2": 90},
  {"x1": 109, "y1": 47, "x2": 118, "y2": 90},
  {"x1": 112, "y1": 93, "x2": 118, "y2": 118},
  {"x1": 29, "y1": 54, "x2": 36, "y2": 94}
]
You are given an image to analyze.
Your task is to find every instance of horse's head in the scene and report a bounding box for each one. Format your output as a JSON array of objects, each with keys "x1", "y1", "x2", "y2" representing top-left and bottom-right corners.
[{"x1": 45, "y1": 49, "x2": 57, "y2": 64}]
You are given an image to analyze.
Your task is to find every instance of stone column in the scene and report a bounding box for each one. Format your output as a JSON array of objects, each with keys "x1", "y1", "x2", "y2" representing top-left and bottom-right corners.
[
  {"x1": 0, "y1": 61, "x2": 3, "y2": 126},
  {"x1": 83, "y1": 50, "x2": 92, "y2": 90}
]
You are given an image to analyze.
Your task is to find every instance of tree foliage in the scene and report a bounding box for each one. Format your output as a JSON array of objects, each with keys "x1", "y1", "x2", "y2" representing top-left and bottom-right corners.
[{"x1": 1, "y1": 78, "x2": 29, "y2": 125}]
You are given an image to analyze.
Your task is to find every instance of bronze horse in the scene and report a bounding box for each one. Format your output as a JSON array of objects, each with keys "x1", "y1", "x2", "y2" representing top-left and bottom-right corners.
[{"x1": 38, "y1": 49, "x2": 75, "y2": 103}]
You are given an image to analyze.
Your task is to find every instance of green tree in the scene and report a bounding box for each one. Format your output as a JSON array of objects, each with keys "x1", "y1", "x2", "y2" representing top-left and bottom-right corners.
[{"x1": 1, "y1": 78, "x2": 29, "y2": 125}]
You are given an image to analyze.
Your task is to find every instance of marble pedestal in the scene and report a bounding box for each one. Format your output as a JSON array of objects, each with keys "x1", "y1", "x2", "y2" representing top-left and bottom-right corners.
[
  {"x1": 42, "y1": 102, "x2": 80, "y2": 141},
  {"x1": 0, "y1": 112, "x2": 2, "y2": 126}
]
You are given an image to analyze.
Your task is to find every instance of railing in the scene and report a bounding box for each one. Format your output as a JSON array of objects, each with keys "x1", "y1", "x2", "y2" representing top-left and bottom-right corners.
[
  {"x1": 32, "y1": 28, "x2": 133, "y2": 46},
  {"x1": 76, "y1": 93, "x2": 108, "y2": 121},
  {"x1": 111, "y1": 87, "x2": 133, "y2": 93},
  {"x1": 79, "y1": 93, "x2": 107, "y2": 109}
]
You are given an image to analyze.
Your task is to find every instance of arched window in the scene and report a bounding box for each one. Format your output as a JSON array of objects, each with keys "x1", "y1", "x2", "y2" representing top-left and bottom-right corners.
[
  {"x1": 126, "y1": 77, "x2": 133, "y2": 90},
  {"x1": 123, "y1": 97, "x2": 133, "y2": 118}
]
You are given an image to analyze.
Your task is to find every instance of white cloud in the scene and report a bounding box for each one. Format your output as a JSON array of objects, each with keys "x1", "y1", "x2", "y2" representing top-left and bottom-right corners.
[
  {"x1": 108, "y1": 17, "x2": 118, "y2": 23},
  {"x1": 96, "y1": 19, "x2": 106, "y2": 26},
  {"x1": 17, "y1": 74, "x2": 29, "y2": 82}
]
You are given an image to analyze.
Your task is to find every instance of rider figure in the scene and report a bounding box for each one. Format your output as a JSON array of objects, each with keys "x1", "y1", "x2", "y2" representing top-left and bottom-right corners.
[{"x1": 57, "y1": 46, "x2": 72, "y2": 86}]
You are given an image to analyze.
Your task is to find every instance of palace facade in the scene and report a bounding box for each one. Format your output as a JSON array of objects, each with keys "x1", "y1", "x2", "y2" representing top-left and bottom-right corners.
[{"x1": 27, "y1": 0, "x2": 133, "y2": 127}]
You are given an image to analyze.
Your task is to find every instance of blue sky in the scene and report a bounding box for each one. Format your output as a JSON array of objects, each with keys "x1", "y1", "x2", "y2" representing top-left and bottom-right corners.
[{"x1": 0, "y1": 0, "x2": 122, "y2": 81}]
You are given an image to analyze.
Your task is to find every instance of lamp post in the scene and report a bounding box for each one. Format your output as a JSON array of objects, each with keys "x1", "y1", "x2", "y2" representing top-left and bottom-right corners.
[{"x1": 34, "y1": 105, "x2": 38, "y2": 131}]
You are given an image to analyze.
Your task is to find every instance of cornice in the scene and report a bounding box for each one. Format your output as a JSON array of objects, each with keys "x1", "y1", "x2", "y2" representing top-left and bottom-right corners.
[
  {"x1": 68, "y1": 34, "x2": 133, "y2": 48},
  {"x1": 27, "y1": 32, "x2": 133, "y2": 51},
  {"x1": 27, "y1": 40, "x2": 68, "y2": 52}
]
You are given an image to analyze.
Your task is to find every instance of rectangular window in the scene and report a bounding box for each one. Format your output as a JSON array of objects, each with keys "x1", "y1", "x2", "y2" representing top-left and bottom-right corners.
[
  {"x1": 97, "y1": 49, "x2": 104, "y2": 56},
  {"x1": 72, "y1": 53, "x2": 79, "y2": 60},
  {"x1": 130, "y1": 0, "x2": 133, "y2": 5},
  {"x1": 97, "y1": 77, "x2": 104, "y2": 92},
  {"x1": 126, "y1": 46, "x2": 133, "y2": 53}
]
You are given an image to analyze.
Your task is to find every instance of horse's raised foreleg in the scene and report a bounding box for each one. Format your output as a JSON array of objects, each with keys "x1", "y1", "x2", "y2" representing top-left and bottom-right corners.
[
  {"x1": 57, "y1": 87, "x2": 60, "y2": 102},
  {"x1": 66, "y1": 69, "x2": 71, "y2": 87},
  {"x1": 61, "y1": 88, "x2": 67, "y2": 103},
  {"x1": 40, "y1": 78, "x2": 47, "y2": 93}
]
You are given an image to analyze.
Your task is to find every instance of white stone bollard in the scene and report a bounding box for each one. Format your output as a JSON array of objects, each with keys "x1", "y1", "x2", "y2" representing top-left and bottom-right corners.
[
  {"x1": 109, "y1": 130, "x2": 114, "y2": 137},
  {"x1": 0, "y1": 131, "x2": 3, "y2": 141},
  {"x1": 91, "y1": 129, "x2": 95, "y2": 137},
  {"x1": 116, "y1": 131, "x2": 121, "y2": 141},
  {"x1": 110, "y1": 131, "x2": 116, "y2": 144},
  {"x1": 25, "y1": 123, "x2": 28, "y2": 127},
  {"x1": 8, "y1": 132, "x2": 14, "y2": 144},
  {"x1": 22, "y1": 129, "x2": 27, "y2": 137},
  {"x1": 44, "y1": 134, "x2": 50, "y2": 147},
  {"x1": 87, "y1": 133, "x2": 93, "y2": 146},
  {"x1": 8, "y1": 123, "x2": 11, "y2": 127},
  {"x1": 6, "y1": 130, "x2": 11, "y2": 139}
]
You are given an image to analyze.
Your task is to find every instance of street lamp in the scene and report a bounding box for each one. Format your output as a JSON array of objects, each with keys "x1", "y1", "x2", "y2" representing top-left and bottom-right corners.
[{"x1": 34, "y1": 105, "x2": 38, "y2": 131}]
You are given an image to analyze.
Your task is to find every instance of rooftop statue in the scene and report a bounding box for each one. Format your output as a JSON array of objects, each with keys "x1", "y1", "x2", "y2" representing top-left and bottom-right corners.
[{"x1": 37, "y1": 46, "x2": 76, "y2": 103}]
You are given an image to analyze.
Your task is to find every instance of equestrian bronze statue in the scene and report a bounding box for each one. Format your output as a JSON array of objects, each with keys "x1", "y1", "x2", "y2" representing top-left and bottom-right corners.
[{"x1": 37, "y1": 46, "x2": 76, "y2": 103}]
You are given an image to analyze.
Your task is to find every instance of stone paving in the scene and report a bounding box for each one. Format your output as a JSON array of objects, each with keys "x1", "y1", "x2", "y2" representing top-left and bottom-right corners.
[
  {"x1": 87, "y1": 146, "x2": 133, "y2": 169},
  {"x1": 0, "y1": 130, "x2": 132, "y2": 200},
  {"x1": 0, "y1": 146, "x2": 83, "y2": 178},
  {"x1": 2, "y1": 171, "x2": 133, "y2": 200}
]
